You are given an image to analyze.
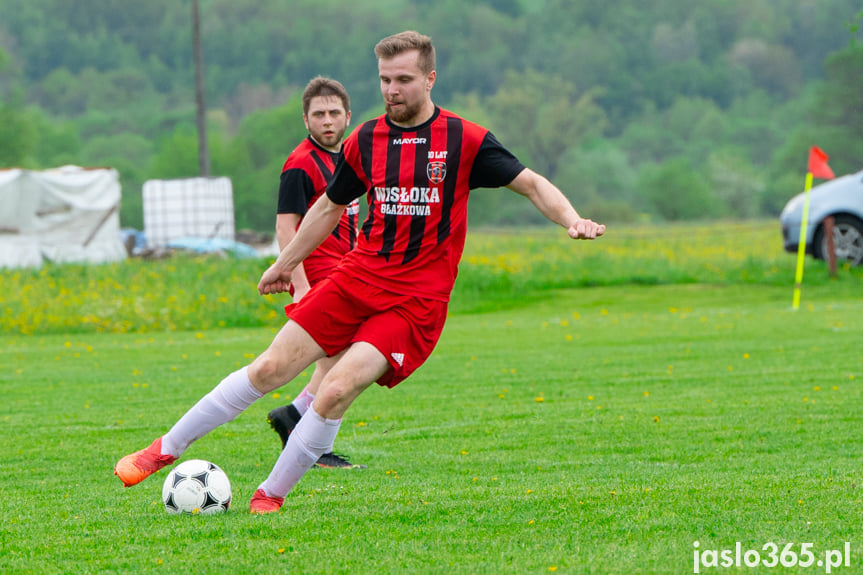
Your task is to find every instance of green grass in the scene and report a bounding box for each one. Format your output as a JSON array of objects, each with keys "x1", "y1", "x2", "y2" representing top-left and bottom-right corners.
[
  {"x1": 4, "y1": 220, "x2": 860, "y2": 335},
  {"x1": 2, "y1": 281, "x2": 862, "y2": 574}
]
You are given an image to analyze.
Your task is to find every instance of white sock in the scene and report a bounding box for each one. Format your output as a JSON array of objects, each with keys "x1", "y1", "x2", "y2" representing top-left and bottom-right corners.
[
  {"x1": 291, "y1": 385, "x2": 315, "y2": 416},
  {"x1": 161, "y1": 366, "x2": 263, "y2": 457},
  {"x1": 258, "y1": 404, "x2": 341, "y2": 498}
]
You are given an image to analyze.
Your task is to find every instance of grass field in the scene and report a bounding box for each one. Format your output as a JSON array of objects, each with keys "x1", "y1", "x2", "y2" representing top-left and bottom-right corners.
[{"x1": 2, "y1": 222, "x2": 863, "y2": 574}]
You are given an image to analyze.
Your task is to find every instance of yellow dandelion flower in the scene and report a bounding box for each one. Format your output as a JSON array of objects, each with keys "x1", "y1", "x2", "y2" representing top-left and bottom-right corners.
[
  {"x1": 272, "y1": 393, "x2": 280, "y2": 399},
  {"x1": 588, "y1": 395, "x2": 594, "y2": 401},
  {"x1": 535, "y1": 397, "x2": 545, "y2": 403},
  {"x1": 743, "y1": 353, "x2": 749, "y2": 359}
]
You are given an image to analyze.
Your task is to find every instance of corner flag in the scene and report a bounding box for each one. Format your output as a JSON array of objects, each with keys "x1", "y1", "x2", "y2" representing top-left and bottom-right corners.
[
  {"x1": 792, "y1": 146, "x2": 835, "y2": 310},
  {"x1": 807, "y1": 146, "x2": 835, "y2": 180}
]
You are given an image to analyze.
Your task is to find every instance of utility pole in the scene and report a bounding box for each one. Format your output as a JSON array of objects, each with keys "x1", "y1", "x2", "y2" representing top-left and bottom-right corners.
[{"x1": 192, "y1": 0, "x2": 210, "y2": 176}]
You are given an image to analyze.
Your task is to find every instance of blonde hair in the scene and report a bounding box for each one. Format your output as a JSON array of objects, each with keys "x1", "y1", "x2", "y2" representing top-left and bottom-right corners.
[{"x1": 374, "y1": 31, "x2": 436, "y2": 74}]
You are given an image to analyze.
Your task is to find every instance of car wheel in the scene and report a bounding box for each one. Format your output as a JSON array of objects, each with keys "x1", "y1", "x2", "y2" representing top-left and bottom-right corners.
[{"x1": 813, "y1": 214, "x2": 863, "y2": 266}]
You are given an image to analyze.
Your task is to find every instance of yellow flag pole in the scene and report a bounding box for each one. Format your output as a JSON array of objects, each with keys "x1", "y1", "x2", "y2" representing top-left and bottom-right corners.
[{"x1": 791, "y1": 172, "x2": 813, "y2": 310}]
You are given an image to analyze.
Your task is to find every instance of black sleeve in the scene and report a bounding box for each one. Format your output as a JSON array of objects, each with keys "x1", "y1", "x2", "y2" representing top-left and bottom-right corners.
[
  {"x1": 277, "y1": 168, "x2": 316, "y2": 215},
  {"x1": 326, "y1": 154, "x2": 367, "y2": 205},
  {"x1": 468, "y1": 131, "x2": 526, "y2": 190}
]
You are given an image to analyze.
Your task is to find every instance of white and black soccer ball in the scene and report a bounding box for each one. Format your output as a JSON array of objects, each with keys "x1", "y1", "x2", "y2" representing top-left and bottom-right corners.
[{"x1": 161, "y1": 459, "x2": 232, "y2": 515}]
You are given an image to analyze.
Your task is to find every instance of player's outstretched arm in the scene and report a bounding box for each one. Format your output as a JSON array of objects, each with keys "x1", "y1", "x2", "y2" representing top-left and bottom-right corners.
[
  {"x1": 506, "y1": 168, "x2": 606, "y2": 239},
  {"x1": 258, "y1": 196, "x2": 347, "y2": 295}
]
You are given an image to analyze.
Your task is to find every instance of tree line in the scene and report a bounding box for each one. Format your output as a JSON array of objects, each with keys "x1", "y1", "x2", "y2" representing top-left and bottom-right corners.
[{"x1": 0, "y1": 0, "x2": 861, "y2": 231}]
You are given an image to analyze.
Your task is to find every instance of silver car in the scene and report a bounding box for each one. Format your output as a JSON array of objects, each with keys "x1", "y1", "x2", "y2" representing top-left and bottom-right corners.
[{"x1": 780, "y1": 169, "x2": 863, "y2": 266}]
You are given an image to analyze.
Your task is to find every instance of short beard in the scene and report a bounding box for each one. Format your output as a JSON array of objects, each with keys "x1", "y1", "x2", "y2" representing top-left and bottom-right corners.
[
  {"x1": 311, "y1": 128, "x2": 345, "y2": 150},
  {"x1": 385, "y1": 102, "x2": 421, "y2": 125}
]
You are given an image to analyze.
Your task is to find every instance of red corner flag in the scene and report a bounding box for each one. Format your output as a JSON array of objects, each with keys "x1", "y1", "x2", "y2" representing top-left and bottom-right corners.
[{"x1": 808, "y1": 146, "x2": 835, "y2": 180}]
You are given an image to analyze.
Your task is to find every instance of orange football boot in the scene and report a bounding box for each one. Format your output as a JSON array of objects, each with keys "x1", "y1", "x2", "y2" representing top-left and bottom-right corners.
[
  {"x1": 114, "y1": 437, "x2": 177, "y2": 487},
  {"x1": 249, "y1": 488, "x2": 284, "y2": 514}
]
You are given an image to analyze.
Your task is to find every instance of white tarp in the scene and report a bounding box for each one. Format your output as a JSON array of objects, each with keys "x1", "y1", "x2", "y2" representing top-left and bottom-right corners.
[
  {"x1": 142, "y1": 177, "x2": 235, "y2": 249},
  {"x1": 0, "y1": 165, "x2": 127, "y2": 269}
]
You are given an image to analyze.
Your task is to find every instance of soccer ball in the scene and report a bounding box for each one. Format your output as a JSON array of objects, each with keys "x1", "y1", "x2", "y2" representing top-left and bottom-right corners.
[{"x1": 161, "y1": 459, "x2": 232, "y2": 515}]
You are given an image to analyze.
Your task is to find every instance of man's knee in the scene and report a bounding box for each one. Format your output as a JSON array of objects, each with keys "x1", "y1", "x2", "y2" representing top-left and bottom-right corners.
[
  {"x1": 249, "y1": 351, "x2": 282, "y2": 392},
  {"x1": 314, "y1": 375, "x2": 366, "y2": 418}
]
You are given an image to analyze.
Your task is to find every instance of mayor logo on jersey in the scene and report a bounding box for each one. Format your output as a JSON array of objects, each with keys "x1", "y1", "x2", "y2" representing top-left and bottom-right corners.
[{"x1": 427, "y1": 161, "x2": 446, "y2": 184}]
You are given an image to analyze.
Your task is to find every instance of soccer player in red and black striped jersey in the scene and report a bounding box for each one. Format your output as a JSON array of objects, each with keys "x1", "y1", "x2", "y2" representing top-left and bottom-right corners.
[
  {"x1": 114, "y1": 31, "x2": 605, "y2": 514},
  {"x1": 266, "y1": 77, "x2": 363, "y2": 469}
]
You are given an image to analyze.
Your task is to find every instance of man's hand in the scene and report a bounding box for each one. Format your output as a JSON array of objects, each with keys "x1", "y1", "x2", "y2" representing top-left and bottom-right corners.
[
  {"x1": 258, "y1": 263, "x2": 293, "y2": 295},
  {"x1": 568, "y1": 219, "x2": 606, "y2": 240}
]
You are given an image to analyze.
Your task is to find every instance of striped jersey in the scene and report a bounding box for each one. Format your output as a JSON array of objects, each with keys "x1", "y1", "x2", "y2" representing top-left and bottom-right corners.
[
  {"x1": 278, "y1": 136, "x2": 358, "y2": 259},
  {"x1": 327, "y1": 107, "x2": 524, "y2": 301}
]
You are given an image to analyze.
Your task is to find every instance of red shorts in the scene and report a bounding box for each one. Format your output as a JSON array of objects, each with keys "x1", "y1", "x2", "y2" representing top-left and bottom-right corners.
[
  {"x1": 285, "y1": 268, "x2": 448, "y2": 388},
  {"x1": 288, "y1": 253, "x2": 342, "y2": 295}
]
